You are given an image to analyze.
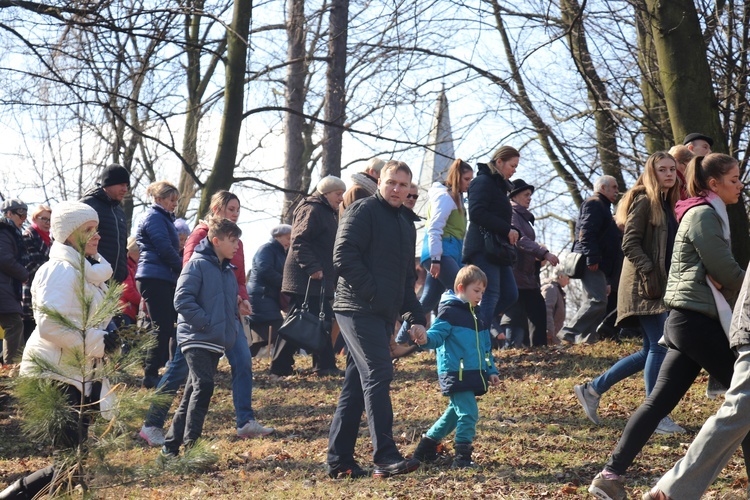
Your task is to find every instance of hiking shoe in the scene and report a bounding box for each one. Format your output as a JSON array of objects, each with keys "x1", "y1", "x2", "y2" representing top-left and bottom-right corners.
[
  {"x1": 574, "y1": 382, "x2": 601, "y2": 425},
  {"x1": 237, "y1": 419, "x2": 274, "y2": 438},
  {"x1": 655, "y1": 416, "x2": 685, "y2": 435},
  {"x1": 327, "y1": 462, "x2": 369, "y2": 479},
  {"x1": 451, "y1": 442, "x2": 476, "y2": 469},
  {"x1": 139, "y1": 425, "x2": 166, "y2": 447},
  {"x1": 372, "y1": 458, "x2": 420, "y2": 478},
  {"x1": 588, "y1": 472, "x2": 626, "y2": 500},
  {"x1": 412, "y1": 435, "x2": 440, "y2": 463},
  {"x1": 155, "y1": 447, "x2": 178, "y2": 467}
]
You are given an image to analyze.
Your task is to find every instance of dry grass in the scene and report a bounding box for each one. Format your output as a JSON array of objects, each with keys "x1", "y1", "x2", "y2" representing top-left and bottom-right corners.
[{"x1": 1, "y1": 339, "x2": 748, "y2": 499}]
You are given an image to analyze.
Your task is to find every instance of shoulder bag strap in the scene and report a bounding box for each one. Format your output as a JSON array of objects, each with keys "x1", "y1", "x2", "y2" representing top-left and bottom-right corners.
[{"x1": 318, "y1": 278, "x2": 326, "y2": 322}]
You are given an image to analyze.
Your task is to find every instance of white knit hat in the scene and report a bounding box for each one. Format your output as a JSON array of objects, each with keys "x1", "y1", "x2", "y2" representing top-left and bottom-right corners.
[
  {"x1": 52, "y1": 201, "x2": 99, "y2": 243},
  {"x1": 316, "y1": 175, "x2": 346, "y2": 195}
]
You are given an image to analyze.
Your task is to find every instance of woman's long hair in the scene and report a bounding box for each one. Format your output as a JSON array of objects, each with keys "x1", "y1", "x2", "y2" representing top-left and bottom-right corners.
[
  {"x1": 615, "y1": 151, "x2": 679, "y2": 227},
  {"x1": 205, "y1": 190, "x2": 240, "y2": 220},
  {"x1": 444, "y1": 159, "x2": 473, "y2": 215}
]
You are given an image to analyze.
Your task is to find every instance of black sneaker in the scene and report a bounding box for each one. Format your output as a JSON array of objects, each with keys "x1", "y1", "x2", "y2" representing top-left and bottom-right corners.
[
  {"x1": 327, "y1": 462, "x2": 369, "y2": 479},
  {"x1": 372, "y1": 458, "x2": 420, "y2": 478}
]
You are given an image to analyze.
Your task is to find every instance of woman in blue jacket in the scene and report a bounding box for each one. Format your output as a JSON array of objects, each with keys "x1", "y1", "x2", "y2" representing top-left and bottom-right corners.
[
  {"x1": 136, "y1": 180, "x2": 182, "y2": 389},
  {"x1": 247, "y1": 224, "x2": 292, "y2": 356}
]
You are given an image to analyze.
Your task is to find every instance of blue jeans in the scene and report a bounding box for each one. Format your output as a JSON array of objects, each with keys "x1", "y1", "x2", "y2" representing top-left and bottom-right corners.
[
  {"x1": 590, "y1": 313, "x2": 667, "y2": 396},
  {"x1": 472, "y1": 253, "x2": 518, "y2": 329},
  {"x1": 144, "y1": 318, "x2": 254, "y2": 429},
  {"x1": 426, "y1": 391, "x2": 479, "y2": 444},
  {"x1": 395, "y1": 255, "x2": 461, "y2": 344}
]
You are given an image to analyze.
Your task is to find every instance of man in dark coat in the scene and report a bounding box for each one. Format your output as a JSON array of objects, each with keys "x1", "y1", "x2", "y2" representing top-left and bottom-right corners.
[
  {"x1": 0, "y1": 199, "x2": 30, "y2": 365},
  {"x1": 326, "y1": 161, "x2": 427, "y2": 479},
  {"x1": 559, "y1": 175, "x2": 622, "y2": 344},
  {"x1": 80, "y1": 164, "x2": 130, "y2": 283}
]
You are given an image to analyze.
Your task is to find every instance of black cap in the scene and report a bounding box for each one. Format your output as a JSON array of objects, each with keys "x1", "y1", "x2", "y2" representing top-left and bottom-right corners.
[
  {"x1": 683, "y1": 133, "x2": 714, "y2": 146},
  {"x1": 100, "y1": 164, "x2": 130, "y2": 188},
  {"x1": 509, "y1": 179, "x2": 535, "y2": 198}
]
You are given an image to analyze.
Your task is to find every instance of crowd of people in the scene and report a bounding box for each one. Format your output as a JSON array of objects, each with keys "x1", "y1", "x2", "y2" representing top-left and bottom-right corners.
[{"x1": 1, "y1": 131, "x2": 750, "y2": 497}]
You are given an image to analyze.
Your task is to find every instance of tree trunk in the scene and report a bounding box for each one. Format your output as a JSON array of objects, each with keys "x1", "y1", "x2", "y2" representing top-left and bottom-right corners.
[
  {"x1": 283, "y1": 0, "x2": 307, "y2": 223},
  {"x1": 634, "y1": 0, "x2": 671, "y2": 154},
  {"x1": 646, "y1": 0, "x2": 749, "y2": 265},
  {"x1": 321, "y1": 0, "x2": 348, "y2": 178},
  {"x1": 560, "y1": 0, "x2": 625, "y2": 191},
  {"x1": 197, "y1": 0, "x2": 252, "y2": 218}
]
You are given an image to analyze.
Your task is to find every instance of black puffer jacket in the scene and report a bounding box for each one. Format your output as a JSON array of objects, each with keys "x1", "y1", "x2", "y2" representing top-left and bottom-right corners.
[
  {"x1": 462, "y1": 163, "x2": 514, "y2": 263},
  {"x1": 282, "y1": 194, "x2": 338, "y2": 299},
  {"x1": 572, "y1": 193, "x2": 623, "y2": 280},
  {"x1": 333, "y1": 191, "x2": 427, "y2": 326},
  {"x1": 0, "y1": 218, "x2": 29, "y2": 315},
  {"x1": 80, "y1": 187, "x2": 128, "y2": 282},
  {"x1": 248, "y1": 238, "x2": 287, "y2": 324}
]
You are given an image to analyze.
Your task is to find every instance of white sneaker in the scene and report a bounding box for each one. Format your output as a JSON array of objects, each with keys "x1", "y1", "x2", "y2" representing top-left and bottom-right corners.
[
  {"x1": 574, "y1": 382, "x2": 601, "y2": 425},
  {"x1": 139, "y1": 425, "x2": 166, "y2": 447},
  {"x1": 655, "y1": 416, "x2": 685, "y2": 435},
  {"x1": 237, "y1": 420, "x2": 274, "y2": 438}
]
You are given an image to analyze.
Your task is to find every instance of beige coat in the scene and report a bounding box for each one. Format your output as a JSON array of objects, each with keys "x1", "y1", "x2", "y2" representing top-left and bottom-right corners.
[{"x1": 616, "y1": 194, "x2": 670, "y2": 325}]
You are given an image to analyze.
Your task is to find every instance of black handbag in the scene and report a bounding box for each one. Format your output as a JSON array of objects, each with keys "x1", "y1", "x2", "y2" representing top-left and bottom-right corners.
[
  {"x1": 480, "y1": 227, "x2": 517, "y2": 266},
  {"x1": 278, "y1": 278, "x2": 328, "y2": 353}
]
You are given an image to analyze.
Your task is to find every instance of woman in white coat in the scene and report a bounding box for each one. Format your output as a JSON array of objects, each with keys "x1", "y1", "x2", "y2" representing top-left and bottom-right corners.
[{"x1": 3, "y1": 202, "x2": 119, "y2": 499}]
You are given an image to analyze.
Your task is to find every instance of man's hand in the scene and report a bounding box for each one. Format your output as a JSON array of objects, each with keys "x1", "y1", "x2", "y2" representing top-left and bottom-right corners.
[
  {"x1": 708, "y1": 274, "x2": 723, "y2": 290},
  {"x1": 588, "y1": 263, "x2": 599, "y2": 272},
  {"x1": 489, "y1": 374, "x2": 500, "y2": 387},
  {"x1": 410, "y1": 324, "x2": 427, "y2": 345},
  {"x1": 311, "y1": 270, "x2": 324, "y2": 280},
  {"x1": 545, "y1": 252, "x2": 560, "y2": 267},
  {"x1": 606, "y1": 284, "x2": 611, "y2": 296},
  {"x1": 239, "y1": 298, "x2": 252, "y2": 316},
  {"x1": 508, "y1": 229, "x2": 519, "y2": 245}
]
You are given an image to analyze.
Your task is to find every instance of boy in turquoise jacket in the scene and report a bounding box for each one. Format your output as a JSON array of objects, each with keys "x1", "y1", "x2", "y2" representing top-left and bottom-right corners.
[{"x1": 411, "y1": 265, "x2": 500, "y2": 468}]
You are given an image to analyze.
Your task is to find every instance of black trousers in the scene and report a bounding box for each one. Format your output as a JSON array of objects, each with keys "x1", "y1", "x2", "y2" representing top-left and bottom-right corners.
[
  {"x1": 503, "y1": 288, "x2": 548, "y2": 347},
  {"x1": 270, "y1": 294, "x2": 336, "y2": 374},
  {"x1": 605, "y1": 308, "x2": 750, "y2": 475},
  {"x1": 137, "y1": 278, "x2": 177, "y2": 385},
  {"x1": 327, "y1": 312, "x2": 403, "y2": 466}
]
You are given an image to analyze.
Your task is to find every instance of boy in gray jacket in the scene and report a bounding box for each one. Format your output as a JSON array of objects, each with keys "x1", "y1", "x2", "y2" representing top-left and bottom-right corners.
[{"x1": 161, "y1": 218, "x2": 241, "y2": 458}]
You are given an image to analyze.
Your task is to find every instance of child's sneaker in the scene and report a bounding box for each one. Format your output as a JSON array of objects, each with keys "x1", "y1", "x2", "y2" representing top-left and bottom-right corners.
[
  {"x1": 139, "y1": 425, "x2": 166, "y2": 447},
  {"x1": 237, "y1": 419, "x2": 274, "y2": 438}
]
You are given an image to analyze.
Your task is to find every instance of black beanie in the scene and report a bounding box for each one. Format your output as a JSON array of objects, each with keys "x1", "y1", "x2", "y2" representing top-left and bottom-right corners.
[{"x1": 100, "y1": 164, "x2": 130, "y2": 187}]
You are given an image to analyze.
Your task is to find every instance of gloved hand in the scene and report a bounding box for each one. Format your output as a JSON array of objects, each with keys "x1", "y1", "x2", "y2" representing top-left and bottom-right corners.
[{"x1": 103, "y1": 331, "x2": 120, "y2": 354}]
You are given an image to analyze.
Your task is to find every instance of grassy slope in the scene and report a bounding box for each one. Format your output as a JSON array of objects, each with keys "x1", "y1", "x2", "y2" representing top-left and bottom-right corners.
[{"x1": 1, "y1": 339, "x2": 747, "y2": 499}]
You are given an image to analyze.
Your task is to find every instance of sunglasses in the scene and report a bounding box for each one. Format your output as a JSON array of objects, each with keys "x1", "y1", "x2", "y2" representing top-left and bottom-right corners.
[
  {"x1": 406, "y1": 194, "x2": 419, "y2": 200},
  {"x1": 12, "y1": 210, "x2": 27, "y2": 218}
]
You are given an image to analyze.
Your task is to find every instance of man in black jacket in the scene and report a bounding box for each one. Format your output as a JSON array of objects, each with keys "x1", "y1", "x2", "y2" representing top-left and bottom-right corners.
[
  {"x1": 80, "y1": 164, "x2": 130, "y2": 283},
  {"x1": 327, "y1": 161, "x2": 427, "y2": 479},
  {"x1": 559, "y1": 175, "x2": 622, "y2": 344}
]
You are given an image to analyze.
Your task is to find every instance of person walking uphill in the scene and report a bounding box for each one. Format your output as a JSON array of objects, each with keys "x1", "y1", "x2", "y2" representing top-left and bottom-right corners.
[
  {"x1": 559, "y1": 176, "x2": 622, "y2": 344},
  {"x1": 80, "y1": 164, "x2": 130, "y2": 283},
  {"x1": 271, "y1": 176, "x2": 346, "y2": 377},
  {"x1": 327, "y1": 161, "x2": 427, "y2": 479},
  {"x1": 461, "y1": 146, "x2": 520, "y2": 339}
]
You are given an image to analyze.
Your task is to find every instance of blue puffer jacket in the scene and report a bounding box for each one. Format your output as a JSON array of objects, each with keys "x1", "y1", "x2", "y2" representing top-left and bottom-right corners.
[
  {"x1": 135, "y1": 204, "x2": 182, "y2": 283},
  {"x1": 421, "y1": 291, "x2": 498, "y2": 396},
  {"x1": 247, "y1": 238, "x2": 287, "y2": 324},
  {"x1": 174, "y1": 238, "x2": 238, "y2": 353}
]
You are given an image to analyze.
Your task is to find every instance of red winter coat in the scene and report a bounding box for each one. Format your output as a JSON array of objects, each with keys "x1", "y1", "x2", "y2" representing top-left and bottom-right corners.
[{"x1": 120, "y1": 256, "x2": 141, "y2": 321}]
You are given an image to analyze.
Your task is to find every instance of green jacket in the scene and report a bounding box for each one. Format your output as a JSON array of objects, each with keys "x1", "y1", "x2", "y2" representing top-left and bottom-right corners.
[{"x1": 664, "y1": 204, "x2": 744, "y2": 319}]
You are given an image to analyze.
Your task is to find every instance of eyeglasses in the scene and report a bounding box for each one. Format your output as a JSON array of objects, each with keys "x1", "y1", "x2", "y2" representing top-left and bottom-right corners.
[
  {"x1": 406, "y1": 194, "x2": 419, "y2": 200},
  {"x1": 37, "y1": 217, "x2": 51, "y2": 223}
]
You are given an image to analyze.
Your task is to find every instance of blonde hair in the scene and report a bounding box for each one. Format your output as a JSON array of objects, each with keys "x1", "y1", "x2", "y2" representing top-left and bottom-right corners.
[
  {"x1": 146, "y1": 181, "x2": 179, "y2": 201},
  {"x1": 454, "y1": 264, "x2": 488, "y2": 290},
  {"x1": 31, "y1": 204, "x2": 51, "y2": 221},
  {"x1": 615, "y1": 152, "x2": 679, "y2": 227},
  {"x1": 668, "y1": 145, "x2": 695, "y2": 167},
  {"x1": 489, "y1": 146, "x2": 520, "y2": 174},
  {"x1": 444, "y1": 159, "x2": 473, "y2": 215},
  {"x1": 126, "y1": 235, "x2": 139, "y2": 253}
]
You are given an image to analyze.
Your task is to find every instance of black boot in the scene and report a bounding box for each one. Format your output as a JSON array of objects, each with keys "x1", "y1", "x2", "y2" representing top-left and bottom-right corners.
[
  {"x1": 0, "y1": 479, "x2": 27, "y2": 500},
  {"x1": 452, "y1": 442, "x2": 476, "y2": 469},
  {"x1": 412, "y1": 435, "x2": 439, "y2": 462}
]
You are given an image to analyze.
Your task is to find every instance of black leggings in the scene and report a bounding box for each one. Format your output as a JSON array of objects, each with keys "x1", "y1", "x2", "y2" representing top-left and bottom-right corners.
[
  {"x1": 605, "y1": 308, "x2": 750, "y2": 476},
  {"x1": 137, "y1": 278, "x2": 177, "y2": 384}
]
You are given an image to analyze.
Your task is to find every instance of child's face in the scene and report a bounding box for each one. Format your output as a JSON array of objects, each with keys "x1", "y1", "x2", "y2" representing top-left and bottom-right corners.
[
  {"x1": 458, "y1": 281, "x2": 485, "y2": 307},
  {"x1": 213, "y1": 235, "x2": 240, "y2": 261}
]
